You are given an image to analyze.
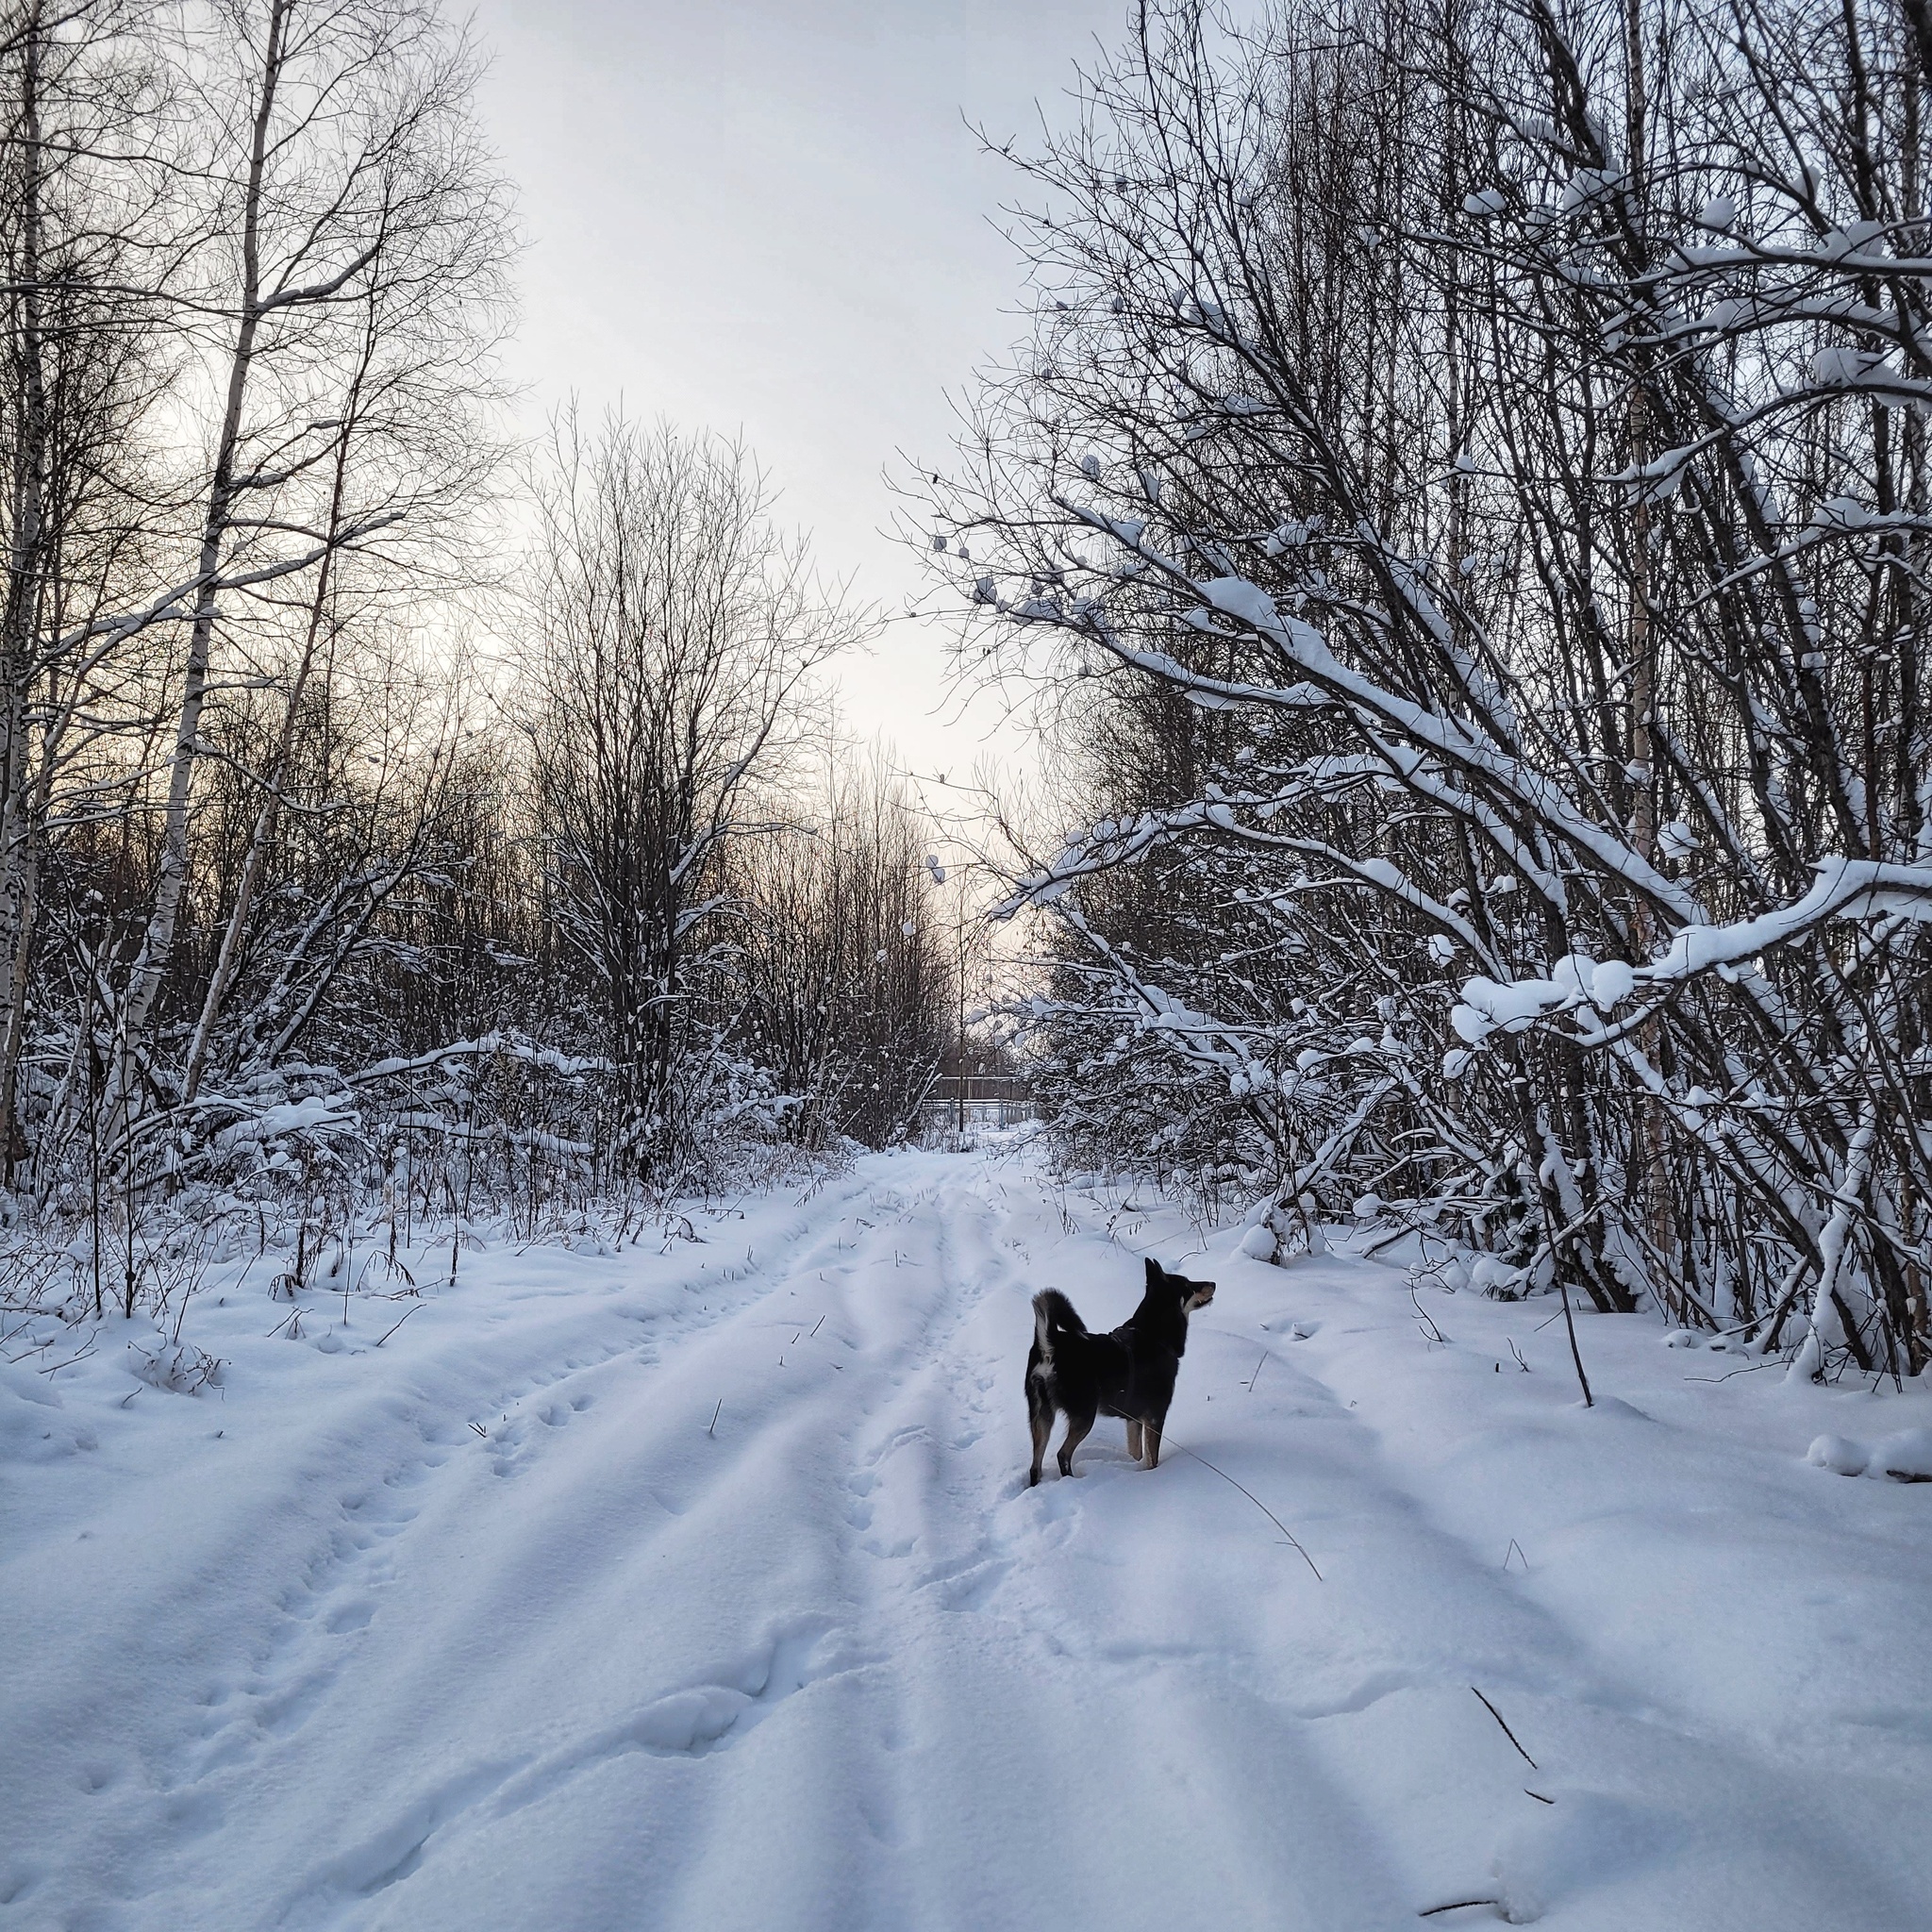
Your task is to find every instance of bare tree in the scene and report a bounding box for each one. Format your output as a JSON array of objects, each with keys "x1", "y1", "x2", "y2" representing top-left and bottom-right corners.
[
  {"x1": 520, "y1": 410, "x2": 868, "y2": 1174},
  {"x1": 0, "y1": 0, "x2": 182, "y2": 1176},
  {"x1": 726, "y1": 747, "x2": 949, "y2": 1147},
  {"x1": 103, "y1": 0, "x2": 510, "y2": 1129}
]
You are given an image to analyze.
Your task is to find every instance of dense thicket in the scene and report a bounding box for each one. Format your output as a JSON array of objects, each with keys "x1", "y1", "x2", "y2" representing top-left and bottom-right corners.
[
  {"x1": 930, "y1": 0, "x2": 1932, "y2": 1378},
  {"x1": 0, "y1": 1, "x2": 950, "y2": 1315}
]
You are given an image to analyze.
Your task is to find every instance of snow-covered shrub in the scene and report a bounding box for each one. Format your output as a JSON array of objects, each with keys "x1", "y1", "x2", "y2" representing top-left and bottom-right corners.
[
  {"x1": 127, "y1": 1338, "x2": 224, "y2": 1397},
  {"x1": 931, "y1": 0, "x2": 1932, "y2": 1377}
]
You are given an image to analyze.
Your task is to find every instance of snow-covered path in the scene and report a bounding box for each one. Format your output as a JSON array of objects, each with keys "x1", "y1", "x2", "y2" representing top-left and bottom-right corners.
[{"x1": 7, "y1": 1148, "x2": 1932, "y2": 1930}]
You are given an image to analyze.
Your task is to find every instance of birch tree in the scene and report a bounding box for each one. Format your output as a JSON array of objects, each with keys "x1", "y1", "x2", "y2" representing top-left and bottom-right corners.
[{"x1": 108, "y1": 0, "x2": 509, "y2": 1130}]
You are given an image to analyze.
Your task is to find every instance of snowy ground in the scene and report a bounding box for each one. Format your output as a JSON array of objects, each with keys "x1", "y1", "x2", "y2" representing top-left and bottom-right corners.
[{"x1": 5, "y1": 1146, "x2": 1931, "y2": 1931}]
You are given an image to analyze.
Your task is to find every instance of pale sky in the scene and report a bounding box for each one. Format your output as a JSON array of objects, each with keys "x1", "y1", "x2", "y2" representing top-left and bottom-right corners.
[{"x1": 468, "y1": 0, "x2": 1125, "y2": 788}]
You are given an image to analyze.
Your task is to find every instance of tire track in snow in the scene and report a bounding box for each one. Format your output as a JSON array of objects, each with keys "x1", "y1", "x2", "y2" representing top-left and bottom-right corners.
[
  {"x1": 627, "y1": 1162, "x2": 1373, "y2": 1927},
  {"x1": 804, "y1": 1165, "x2": 1410, "y2": 1932},
  {"x1": 31, "y1": 1168, "x2": 896, "y2": 1932},
  {"x1": 175, "y1": 1176, "x2": 880, "y2": 1782},
  {"x1": 270, "y1": 1162, "x2": 989, "y2": 1931}
]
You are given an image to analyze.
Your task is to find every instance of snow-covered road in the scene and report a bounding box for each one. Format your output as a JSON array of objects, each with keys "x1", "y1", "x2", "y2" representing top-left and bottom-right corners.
[{"x1": 7, "y1": 1148, "x2": 1931, "y2": 1930}]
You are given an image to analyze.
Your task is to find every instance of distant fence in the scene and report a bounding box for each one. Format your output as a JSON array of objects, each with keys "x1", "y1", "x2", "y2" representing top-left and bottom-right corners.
[{"x1": 921, "y1": 1074, "x2": 1037, "y2": 1130}]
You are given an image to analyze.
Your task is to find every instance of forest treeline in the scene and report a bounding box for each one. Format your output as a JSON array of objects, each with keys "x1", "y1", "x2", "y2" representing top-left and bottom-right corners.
[
  {"x1": 0, "y1": 0, "x2": 953, "y2": 1308},
  {"x1": 17, "y1": 0, "x2": 1932, "y2": 1388},
  {"x1": 930, "y1": 0, "x2": 1932, "y2": 1379}
]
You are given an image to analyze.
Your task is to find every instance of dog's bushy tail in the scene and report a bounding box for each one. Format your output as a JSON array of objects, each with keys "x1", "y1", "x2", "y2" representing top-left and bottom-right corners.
[{"x1": 1032, "y1": 1289, "x2": 1086, "y2": 1367}]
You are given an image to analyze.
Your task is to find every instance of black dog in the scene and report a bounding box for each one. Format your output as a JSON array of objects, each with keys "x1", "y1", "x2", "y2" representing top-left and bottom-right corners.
[{"x1": 1025, "y1": 1257, "x2": 1216, "y2": 1484}]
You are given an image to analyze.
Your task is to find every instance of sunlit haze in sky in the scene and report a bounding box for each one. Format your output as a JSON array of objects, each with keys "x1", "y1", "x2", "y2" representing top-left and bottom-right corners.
[{"x1": 468, "y1": 0, "x2": 1127, "y2": 793}]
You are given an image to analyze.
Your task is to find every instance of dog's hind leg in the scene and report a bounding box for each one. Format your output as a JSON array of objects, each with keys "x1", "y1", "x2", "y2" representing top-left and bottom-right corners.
[
  {"x1": 1027, "y1": 1381, "x2": 1054, "y2": 1487},
  {"x1": 1124, "y1": 1419, "x2": 1143, "y2": 1462},
  {"x1": 1141, "y1": 1419, "x2": 1162, "y2": 1470},
  {"x1": 1057, "y1": 1406, "x2": 1097, "y2": 1477}
]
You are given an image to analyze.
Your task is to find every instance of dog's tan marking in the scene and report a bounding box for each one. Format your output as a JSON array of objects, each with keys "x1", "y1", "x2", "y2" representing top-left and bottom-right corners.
[{"x1": 1125, "y1": 1419, "x2": 1143, "y2": 1462}]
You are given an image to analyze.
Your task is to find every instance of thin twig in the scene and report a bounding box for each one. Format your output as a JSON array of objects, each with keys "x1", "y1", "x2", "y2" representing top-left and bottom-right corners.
[
  {"x1": 40, "y1": 1336, "x2": 98, "y2": 1375},
  {"x1": 1165, "y1": 1439, "x2": 1323, "y2": 1580},
  {"x1": 708, "y1": 1398, "x2": 723, "y2": 1437},
  {"x1": 1684, "y1": 1357, "x2": 1782, "y2": 1382},
  {"x1": 1471, "y1": 1686, "x2": 1538, "y2": 1768},
  {"x1": 374, "y1": 1305, "x2": 422, "y2": 1348},
  {"x1": 1408, "y1": 1282, "x2": 1448, "y2": 1344},
  {"x1": 1418, "y1": 1899, "x2": 1501, "y2": 1918},
  {"x1": 1557, "y1": 1275, "x2": 1593, "y2": 1407}
]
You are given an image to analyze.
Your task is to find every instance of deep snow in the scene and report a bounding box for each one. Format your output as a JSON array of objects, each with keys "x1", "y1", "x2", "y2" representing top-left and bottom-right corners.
[{"x1": 4, "y1": 1147, "x2": 1930, "y2": 1930}]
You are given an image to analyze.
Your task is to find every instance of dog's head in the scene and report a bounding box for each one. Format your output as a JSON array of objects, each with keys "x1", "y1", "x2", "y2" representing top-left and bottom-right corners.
[{"x1": 1146, "y1": 1255, "x2": 1216, "y2": 1314}]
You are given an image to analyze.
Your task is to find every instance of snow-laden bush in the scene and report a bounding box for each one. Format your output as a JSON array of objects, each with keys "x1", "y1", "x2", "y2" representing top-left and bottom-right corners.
[{"x1": 934, "y1": 0, "x2": 1932, "y2": 1379}]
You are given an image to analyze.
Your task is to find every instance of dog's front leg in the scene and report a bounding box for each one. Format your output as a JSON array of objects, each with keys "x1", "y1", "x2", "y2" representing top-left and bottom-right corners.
[
  {"x1": 1142, "y1": 1421, "x2": 1161, "y2": 1470},
  {"x1": 1124, "y1": 1418, "x2": 1143, "y2": 1463}
]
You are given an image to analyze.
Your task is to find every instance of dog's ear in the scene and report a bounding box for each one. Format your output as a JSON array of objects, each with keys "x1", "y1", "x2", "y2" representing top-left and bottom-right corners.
[{"x1": 1144, "y1": 1256, "x2": 1162, "y2": 1290}]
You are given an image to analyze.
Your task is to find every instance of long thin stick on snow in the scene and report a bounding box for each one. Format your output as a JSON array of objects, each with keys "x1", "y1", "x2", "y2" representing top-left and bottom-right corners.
[
  {"x1": 1557, "y1": 1277, "x2": 1594, "y2": 1407},
  {"x1": 1471, "y1": 1686, "x2": 1538, "y2": 1768},
  {"x1": 374, "y1": 1305, "x2": 422, "y2": 1348},
  {"x1": 1164, "y1": 1438, "x2": 1322, "y2": 1580},
  {"x1": 708, "y1": 1399, "x2": 722, "y2": 1438}
]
